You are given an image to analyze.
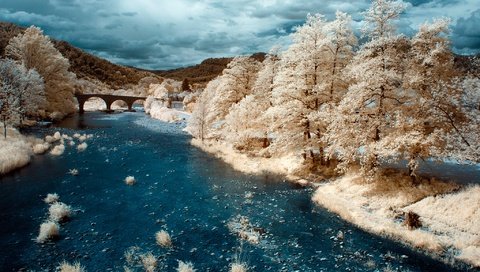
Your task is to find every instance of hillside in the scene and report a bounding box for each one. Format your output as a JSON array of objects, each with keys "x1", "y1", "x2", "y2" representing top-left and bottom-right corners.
[
  {"x1": 53, "y1": 40, "x2": 161, "y2": 90},
  {"x1": 154, "y1": 52, "x2": 266, "y2": 87},
  {"x1": 0, "y1": 22, "x2": 162, "y2": 90}
]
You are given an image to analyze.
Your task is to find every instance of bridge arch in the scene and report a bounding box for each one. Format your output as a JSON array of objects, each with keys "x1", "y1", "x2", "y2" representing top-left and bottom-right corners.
[
  {"x1": 80, "y1": 96, "x2": 107, "y2": 112},
  {"x1": 110, "y1": 99, "x2": 129, "y2": 111},
  {"x1": 132, "y1": 99, "x2": 146, "y2": 110},
  {"x1": 75, "y1": 94, "x2": 148, "y2": 113}
]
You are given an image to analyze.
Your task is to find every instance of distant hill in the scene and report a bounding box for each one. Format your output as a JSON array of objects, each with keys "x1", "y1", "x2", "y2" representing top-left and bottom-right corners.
[
  {"x1": 53, "y1": 40, "x2": 161, "y2": 90},
  {"x1": 0, "y1": 22, "x2": 162, "y2": 90},
  {"x1": 153, "y1": 52, "x2": 266, "y2": 87}
]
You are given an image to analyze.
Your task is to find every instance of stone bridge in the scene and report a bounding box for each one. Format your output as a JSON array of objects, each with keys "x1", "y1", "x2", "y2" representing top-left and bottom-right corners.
[{"x1": 75, "y1": 94, "x2": 147, "y2": 113}]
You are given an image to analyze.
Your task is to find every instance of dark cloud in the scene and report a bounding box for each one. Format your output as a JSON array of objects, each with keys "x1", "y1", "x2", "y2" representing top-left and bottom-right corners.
[
  {"x1": 404, "y1": 0, "x2": 461, "y2": 7},
  {"x1": 0, "y1": 0, "x2": 477, "y2": 69},
  {"x1": 453, "y1": 9, "x2": 480, "y2": 53},
  {"x1": 121, "y1": 12, "x2": 137, "y2": 17}
]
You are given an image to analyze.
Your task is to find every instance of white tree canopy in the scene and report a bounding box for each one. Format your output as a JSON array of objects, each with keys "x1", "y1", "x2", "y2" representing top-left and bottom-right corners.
[{"x1": 6, "y1": 26, "x2": 76, "y2": 118}]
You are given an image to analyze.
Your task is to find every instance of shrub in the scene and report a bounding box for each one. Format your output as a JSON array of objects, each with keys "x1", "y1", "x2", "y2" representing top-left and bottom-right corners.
[
  {"x1": 77, "y1": 142, "x2": 88, "y2": 152},
  {"x1": 405, "y1": 211, "x2": 422, "y2": 229},
  {"x1": 177, "y1": 261, "x2": 196, "y2": 272},
  {"x1": 44, "y1": 193, "x2": 59, "y2": 204},
  {"x1": 58, "y1": 261, "x2": 86, "y2": 272},
  {"x1": 36, "y1": 220, "x2": 59, "y2": 243},
  {"x1": 125, "y1": 176, "x2": 136, "y2": 185},
  {"x1": 140, "y1": 253, "x2": 157, "y2": 272},
  {"x1": 49, "y1": 202, "x2": 72, "y2": 222},
  {"x1": 33, "y1": 143, "x2": 50, "y2": 154},
  {"x1": 50, "y1": 144, "x2": 65, "y2": 156},
  {"x1": 155, "y1": 230, "x2": 172, "y2": 247},
  {"x1": 230, "y1": 262, "x2": 247, "y2": 272}
]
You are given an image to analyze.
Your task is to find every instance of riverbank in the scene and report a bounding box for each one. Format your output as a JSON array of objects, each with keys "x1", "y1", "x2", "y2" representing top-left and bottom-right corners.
[
  {"x1": 0, "y1": 127, "x2": 36, "y2": 175},
  {"x1": 0, "y1": 124, "x2": 94, "y2": 176},
  {"x1": 191, "y1": 139, "x2": 480, "y2": 269},
  {"x1": 190, "y1": 139, "x2": 304, "y2": 179},
  {"x1": 312, "y1": 172, "x2": 480, "y2": 268}
]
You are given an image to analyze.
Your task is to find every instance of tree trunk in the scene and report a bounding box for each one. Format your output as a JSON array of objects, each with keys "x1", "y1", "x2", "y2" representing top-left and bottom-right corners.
[
  {"x1": 309, "y1": 150, "x2": 315, "y2": 164},
  {"x1": 319, "y1": 146, "x2": 325, "y2": 166},
  {"x1": 3, "y1": 115, "x2": 6, "y2": 139},
  {"x1": 329, "y1": 45, "x2": 339, "y2": 102}
]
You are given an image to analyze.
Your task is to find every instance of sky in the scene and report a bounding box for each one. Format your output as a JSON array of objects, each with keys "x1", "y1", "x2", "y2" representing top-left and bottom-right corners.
[{"x1": 0, "y1": 0, "x2": 479, "y2": 70}]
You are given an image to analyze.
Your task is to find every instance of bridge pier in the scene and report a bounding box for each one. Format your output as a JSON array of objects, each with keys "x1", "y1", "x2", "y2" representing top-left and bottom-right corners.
[{"x1": 78, "y1": 99, "x2": 86, "y2": 114}]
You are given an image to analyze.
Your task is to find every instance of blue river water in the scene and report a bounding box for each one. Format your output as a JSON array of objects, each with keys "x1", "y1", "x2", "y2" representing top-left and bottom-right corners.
[{"x1": 0, "y1": 112, "x2": 474, "y2": 271}]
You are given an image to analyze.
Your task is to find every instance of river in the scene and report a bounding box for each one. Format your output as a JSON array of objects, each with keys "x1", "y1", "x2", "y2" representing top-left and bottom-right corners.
[{"x1": 0, "y1": 112, "x2": 473, "y2": 271}]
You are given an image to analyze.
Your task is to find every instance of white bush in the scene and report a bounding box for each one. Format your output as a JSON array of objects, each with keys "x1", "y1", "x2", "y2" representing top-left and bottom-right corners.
[
  {"x1": 155, "y1": 230, "x2": 172, "y2": 247},
  {"x1": 36, "y1": 220, "x2": 59, "y2": 243},
  {"x1": 0, "y1": 137, "x2": 32, "y2": 174},
  {"x1": 230, "y1": 262, "x2": 247, "y2": 272},
  {"x1": 77, "y1": 142, "x2": 88, "y2": 152},
  {"x1": 50, "y1": 144, "x2": 65, "y2": 156},
  {"x1": 53, "y1": 131, "x2": 62, "y2": 140},
  {"x1": 33, "y1": 143, "x2": 50, "y2": 154},
  {"x1": 45, "y1": 135, "x2": 57, "y2": 143},
  {"x1": 58, "y1": 261, "x2": 86, "y2": 272},
  {"x1": 125, "y1": 176, "x2": 136, "y2": 185},
  {"x1": 49, "y1": 202, "x2": 72, "y2": 221},
  {"x1": 44, "y1": 193, "x2": 59, "y2": 204},
  {"x1": 140, "y1": 253, "x2": 157, "y2": 272},
  {"x1": 177, "y1": 261, "x2": 196, "y2": 272}
]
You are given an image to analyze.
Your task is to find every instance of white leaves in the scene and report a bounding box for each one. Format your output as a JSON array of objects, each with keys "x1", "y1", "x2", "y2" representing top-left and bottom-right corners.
[
  {"x1": 186, "y1": 5, "x2": 479, "y2": 174},
  {"x1": 5, "y1": 26, "x2": 76, "y2": 115},
  {"x1": 362, "y1": 0, "x2": 407, "y2": 39},
  {"x1": 0, "y1": 58, "x2": 45, "y2": 127}
]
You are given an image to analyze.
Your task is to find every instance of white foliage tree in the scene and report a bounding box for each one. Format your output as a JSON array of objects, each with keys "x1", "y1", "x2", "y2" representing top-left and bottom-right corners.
[
  {"x1": 268, "y1": 13, "x2": 356, "y2": 165},
  {"x1": 209, "y1": 56, "x2": 261, "y2": 122},
  {"x1": 322, "y1": 11, "x2": 357, "y2": 104},
  {"x1": 450, "y1": 76, "x2": 480, "y2": 162},
  {"x1": 224, "y1": 51, "x2": 280, "y2": 152},
  {"x1": 0, "y1": 58, "x2": 45, "y2": 137},
  {"x1": 5, "y1": 26, "x2": 76, "y2": 118},
  {"x1": 190, "y1": 56, "x2": 261, "y2": 140},
  {"x1": 310, "y1": 11, "x2": 357, "y2": 163},
  {"x1": 267, "y1": 14, "x2": 329, "y2": 160},
  {"x1": 324, "y1": 0, "x2": 408, "y2": 175},
  {"x1": 187, "y1": 91, "x2": 210, "y2": 142},
  {"x1": 187, "y1": 77, "x2": 222, "y2": 140},
  {"x1": 386, "y1": 18, "x2": 475, "y2": 179}
]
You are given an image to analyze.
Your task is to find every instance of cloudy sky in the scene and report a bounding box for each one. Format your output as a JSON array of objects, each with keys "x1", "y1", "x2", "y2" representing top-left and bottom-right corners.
[{"x1": 0, "y1": 0, "x2": 479, "y2": 70}]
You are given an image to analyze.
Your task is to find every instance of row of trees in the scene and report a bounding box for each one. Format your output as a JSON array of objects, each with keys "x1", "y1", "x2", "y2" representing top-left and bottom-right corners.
[
  {"x1": 188, "y1": 0, "x2": 480, "y2": 180},
  {"x1": 0, "y1": 26, "x2": 77, "y2": 136}
]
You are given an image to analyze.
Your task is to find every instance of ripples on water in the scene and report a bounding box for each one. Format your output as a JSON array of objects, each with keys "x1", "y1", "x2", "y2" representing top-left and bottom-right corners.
[{"x1": 0, "y1": 112, "x2": 472, "y2": 271}]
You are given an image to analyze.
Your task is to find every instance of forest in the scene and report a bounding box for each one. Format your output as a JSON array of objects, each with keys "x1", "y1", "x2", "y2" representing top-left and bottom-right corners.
[{"x1": 187, "y1": 0, "x2": 480, "y2": 182}]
